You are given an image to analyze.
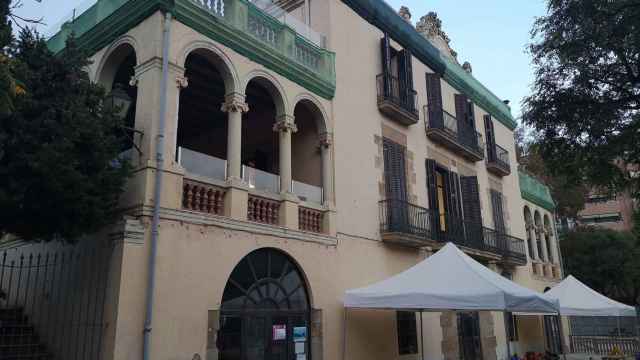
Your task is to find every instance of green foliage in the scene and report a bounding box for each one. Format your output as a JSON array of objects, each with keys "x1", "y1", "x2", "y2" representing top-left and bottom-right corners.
[
  {"x1": 523, "y1": 0, "x2": 640, "y2": 200},
  {"x1": 517, "y1": 130, "x2": 588, "y2": 218},
  {"x1": 0, "y1": 29, "x2": 130, "y2": 242},
  {"x1": 562, "y1": 227, "x2": 640, "y2": 306}
]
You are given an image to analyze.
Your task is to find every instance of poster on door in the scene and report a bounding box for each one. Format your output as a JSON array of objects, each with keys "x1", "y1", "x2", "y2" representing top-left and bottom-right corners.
[{"x1": 272, "y1": 324, "x2": 286, "y2": 341}]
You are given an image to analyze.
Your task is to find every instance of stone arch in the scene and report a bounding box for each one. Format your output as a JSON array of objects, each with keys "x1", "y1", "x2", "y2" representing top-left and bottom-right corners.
[
  {"x1": 292, "y1": 93, "x2": 329, "y2": 133},
  {"x1": 243, "y1": 70, "x2": 288, "y2": 117},
  {"x1": 178, "y1": 40, "x2": 239, "y2": 95},
  {"x1": 95, "y1": 36, "x2": 139, "y2": 89},
  {"x1": 543, "y1": 213, "x2": 552, "y2": 231},
  {"x1": 523, "y1": 206, "x2": 535, "y2": 259},
  {"x1": 524, "y1": 206, "x2": 533, "y2": 226}
]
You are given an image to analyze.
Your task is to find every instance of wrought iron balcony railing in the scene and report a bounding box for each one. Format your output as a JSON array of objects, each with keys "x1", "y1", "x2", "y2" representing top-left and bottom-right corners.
[
  {"x1": 424, "y1": 105, "x2": 484, "y2": 161},
  {"x1": 379, "y1": 199, "x2": 526, "y2": 263},
  {"x1": 487, "y1": 143, "x2": 511, "y2": 176},
  {"x1": 376, "y1": 73, "x2": 419, "y2": 125}
]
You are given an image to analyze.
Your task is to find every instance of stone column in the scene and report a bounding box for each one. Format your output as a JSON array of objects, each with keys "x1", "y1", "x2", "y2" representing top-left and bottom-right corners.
[
  {"x1": 540, "y1": 226, "x2": 550, "y2": 262},
  {"x1": 319, "y1": 132, "x2": 334, "y2": 206},
  {"x1": 221, "y1": 93, "x2": 249, "y2": 183},
  {"x1": 273, "y1": 115, "x2": 297, "y2": 194},
  {"x1": 528, "y1": 224, "x2": 539, "y2": 259}
]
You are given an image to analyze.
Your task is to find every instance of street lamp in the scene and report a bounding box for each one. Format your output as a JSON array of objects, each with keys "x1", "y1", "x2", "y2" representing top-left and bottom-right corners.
[{"x1": 106, "y1": 83, "x2": 133, "y2": 119}]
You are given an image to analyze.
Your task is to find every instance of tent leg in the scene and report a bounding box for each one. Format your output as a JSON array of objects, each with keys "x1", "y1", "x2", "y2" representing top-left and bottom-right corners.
[
  {"x1": 342, "y1": 308, "x2": 348, "y2": 360},
  {"x1": 617, "y1": 316, "x2": 621, "y2": 337},
  {"x1": 420, "y1": 311, "x2": 425, "y2": 360},
  {"x1": 503, "y1": 313, "x2": 511, "y2": 360}
]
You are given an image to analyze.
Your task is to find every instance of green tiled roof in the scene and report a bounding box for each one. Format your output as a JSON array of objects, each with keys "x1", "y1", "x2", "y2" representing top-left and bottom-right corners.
[
  {"x1": 340, "y1": 0, "x2": 517, "y2": 130},
  {"x1": 519, "y1": 171, "x2": 555, "y2": 211}
]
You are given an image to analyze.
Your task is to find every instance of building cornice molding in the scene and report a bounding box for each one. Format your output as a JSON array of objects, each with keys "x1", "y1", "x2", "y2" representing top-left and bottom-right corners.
[{"x1": 340, "y1": 0, "x2": 517, "y2": 130}]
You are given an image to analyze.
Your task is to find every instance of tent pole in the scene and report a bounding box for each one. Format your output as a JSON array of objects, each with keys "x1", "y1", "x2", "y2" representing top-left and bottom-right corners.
[
  {"x1": 420, "y1": 311, "x2": 425, "y2": 360},
  {"x1": 616, "y1": 315, "x2": 621, "y2": 337},
  {"x1": 556, "y1": 314, "x2": 568, "y2": 360},
  {"x1": 342, "y1": 308, "x2": 348, "y2": 360},
  {"x1": 503, "y1": 313, "x2": 511, "y2": 360}
]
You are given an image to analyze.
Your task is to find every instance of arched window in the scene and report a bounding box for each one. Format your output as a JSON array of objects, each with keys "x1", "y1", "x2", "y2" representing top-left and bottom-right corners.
[{"x1": 219, "y1": 248, "x2": 310, "y2": 360}]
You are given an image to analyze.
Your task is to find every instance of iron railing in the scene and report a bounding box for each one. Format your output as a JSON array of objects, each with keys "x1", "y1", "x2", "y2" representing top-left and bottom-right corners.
[
  {"x1": 376, "y1": 73, "x2": 419, "y2": 117},
  {"x1": 570, "y1": 336, "x2": 640, "y2": 355},
  {"x1": 487, "y1": 143, "x2": 510, "y2": 173},
  {"x1": 378, "y1": 200, "x2": 527, "y2": 259},
  {"x1": 424, "y1": 105, "x2": 484, "y2": 157},
  {"x1": 379, "y1": 199, "x2": 431, "y2": 238},
  {"x1": 0, "y1": 242, "x2": 112, "y2": 360}
]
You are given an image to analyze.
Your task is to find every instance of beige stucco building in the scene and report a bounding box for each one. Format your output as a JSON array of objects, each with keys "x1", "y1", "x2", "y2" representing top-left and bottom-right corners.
[{"x1": 36, "y1": 0, "x2": 567, "y2": 359}]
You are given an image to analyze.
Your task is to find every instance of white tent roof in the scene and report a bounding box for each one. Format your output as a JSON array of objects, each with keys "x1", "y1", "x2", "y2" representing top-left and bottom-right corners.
[
  {"x1": 344, "y1": 243, "x2": 558, "y2": 313},
  {"x1": 542, "y1": 275, "x2": 637, "y2": 317}
]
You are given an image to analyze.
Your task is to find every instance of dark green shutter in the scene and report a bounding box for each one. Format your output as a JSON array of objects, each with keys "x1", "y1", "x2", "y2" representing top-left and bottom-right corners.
[
  {"x1": 426, "y1": 73, "x2": 443, "y2": 128},
  {"x1": 484, "y1": 115, "x2": 496, "y2": 161},
  {"x1": 461, "y1": 176, "x2": 483, "y2": 248},
  {"x1": 383, "y1": 138, "x2": 407, "y2": 201},
  {"x1": 455, "y1": 94, "x2": 468, "y2": 123},
  {"x1": 425, "y1": 159, "x2": 439, "y2": 237},
  {"x1": 380, "y1": 34, "x2": 391, "y2": 97},
  {"x1": 446, "y1": 172, "x2": 463, "y2": 243},
  {"x1": 490, "y1": 190, "x2": 506, "y2": 233}
]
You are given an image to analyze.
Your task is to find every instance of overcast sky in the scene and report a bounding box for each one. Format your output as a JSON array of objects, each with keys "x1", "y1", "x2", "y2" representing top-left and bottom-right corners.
[{"x1": 15, "y1": 0, "x2": 547, "y2": 120}]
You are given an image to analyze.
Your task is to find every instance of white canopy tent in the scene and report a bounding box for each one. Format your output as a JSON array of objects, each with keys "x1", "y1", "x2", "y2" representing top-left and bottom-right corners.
[
  {"x1": 344, "y1": 243, "x2": 558, "y2": 313},
  {"x1": 342, "y1": 243, "x2": 559, "y2": 360},
  {"x1": 542, "y1": 275, "x2": 636, "y2": 317}
]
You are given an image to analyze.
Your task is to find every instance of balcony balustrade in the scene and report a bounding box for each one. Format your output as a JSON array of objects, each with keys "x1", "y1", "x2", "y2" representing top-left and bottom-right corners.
[
  {"x1": 379, "y1": 199, "x2": 526, "y2": 263},
  {"x1": 46, "y1": 0, "x2": 336, "y2": 98},
  {"x1": 424, "y1": 105, "x2": 484, "y2": 162},
  {"x1": 376, "y1": 73, "x2": 419, "y2": 126},
  {"x1": 178, "y1": 147, "x2": 227, "y2": 181},
  {"x1": 486, "y1": 143, "x2": 511, "y2": 176}
]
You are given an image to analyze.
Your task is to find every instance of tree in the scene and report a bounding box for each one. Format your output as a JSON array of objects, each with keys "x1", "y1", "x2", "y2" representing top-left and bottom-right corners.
[
  {"x1": 0, "y1": 28, "x2": 130, "y2": 242},
  {"x1": 523, "y1": 0, "x2": 640, "y2": 199},
  {"x1": 562, "y1": 227, "x2": 640, "y2": 306},
  {"x1": 516, "y1": 128, "x2": 588, "y2": 219}
]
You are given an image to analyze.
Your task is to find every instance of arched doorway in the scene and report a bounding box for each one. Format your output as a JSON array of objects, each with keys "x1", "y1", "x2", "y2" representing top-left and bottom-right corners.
[{"x1": 218, "y1": 248, "x2": 311, "y2": 360}]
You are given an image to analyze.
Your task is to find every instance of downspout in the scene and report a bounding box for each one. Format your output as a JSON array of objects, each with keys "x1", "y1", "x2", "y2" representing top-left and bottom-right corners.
[{"x1": 142, "y1": 10, "x2": 172, "y2": 360}]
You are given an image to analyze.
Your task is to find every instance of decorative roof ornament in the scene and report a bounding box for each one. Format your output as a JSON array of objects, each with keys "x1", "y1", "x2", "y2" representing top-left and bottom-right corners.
[
  {"x1": 462, "y1": 61, "x2": 472, "y2": 74},
  {"x1": 416, "y1": 12, "x2": 459, "y2": 63},
  {"x1": 398, "y1": 6, "x2": 411, "y2": 23}
]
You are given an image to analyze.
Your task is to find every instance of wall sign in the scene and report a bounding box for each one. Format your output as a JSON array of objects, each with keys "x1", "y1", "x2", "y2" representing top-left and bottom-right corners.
[{"x1": 272, "y1": 324, "x2": 286, "y2": 341}]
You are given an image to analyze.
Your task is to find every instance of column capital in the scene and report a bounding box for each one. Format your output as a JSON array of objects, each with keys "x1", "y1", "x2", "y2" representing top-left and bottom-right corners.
[
  {"x1": 176, "y1": 75, "x2": 189, "y2": 89},
  {"x1": 318, "y1": 132, "x2": 333, "y2": 148},
  {"x1": 273, "y1": 117, "x2": 298, "y2": 133},
  {"x1": 221, "y1": 93, "x2": 249, "y2": 113}
]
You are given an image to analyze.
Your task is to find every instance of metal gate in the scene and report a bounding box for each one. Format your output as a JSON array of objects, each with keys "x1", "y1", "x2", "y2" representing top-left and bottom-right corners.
[{"x1": 0, "y1": 241, "x2": 112, "y2": 360}]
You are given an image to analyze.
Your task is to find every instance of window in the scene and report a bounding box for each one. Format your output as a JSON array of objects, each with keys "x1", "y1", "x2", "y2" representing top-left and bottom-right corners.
[
  {"x1": 436, "y1": 170, "x2": 447, "y2": 231},
  {"x1": 383, "y1": 138, "x2": 408, "y2": 201},
  {"x1": 490, "y1": 190, "x2": 506, "y2": 233},
  {"x1": 458, "y1": 312, "x2": 483, "y2": 360},
  {"x1": 397, "y1": 311, "x2": 418, "y2": 355},
  {"x1": 543, "y1": 315, "x2": 562, "y2": 354},
  {"x1": 380, "y1": 33, "x2": 415, "y2": 108}
]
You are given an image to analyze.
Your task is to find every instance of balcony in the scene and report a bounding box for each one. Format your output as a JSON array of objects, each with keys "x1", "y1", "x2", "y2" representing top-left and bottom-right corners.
[
  {"x1": 379, "y1": 199, "x2": 526, "y2": 264},
  {"x1": 424, "y1": 105, "x2": 484, "y2": 162},
  {"x1": 486, "y1": 143, "x2": 511, "y2": 176},
  {"x1": 46, "y1": 0, "x2": 336, "y2": 99},
  {"x1": 376, "y1": 73, "x2": 419, "y2": 126}
]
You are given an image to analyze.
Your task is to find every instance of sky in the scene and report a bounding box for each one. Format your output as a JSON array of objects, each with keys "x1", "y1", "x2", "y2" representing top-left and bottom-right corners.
[{"x1": 15, "y1": 0, "x2": 547, "y2": 119}]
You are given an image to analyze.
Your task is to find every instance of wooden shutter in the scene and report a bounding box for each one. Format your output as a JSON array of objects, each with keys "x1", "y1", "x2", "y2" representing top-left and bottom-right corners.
[
  {"x1": 490, "y1": 190, "x2": 506, "y2": 233},
  {"x1": 455, "y1": 94, "x2": 468, "y2": 122},
  {"x1": 383, "y1": 138, "x2": 407, "y2": 201},
  {"x1": 460, "y1": 176, "x2": 483, "y2": 247},
  {"x1": 380, "y1": 34, "x2": 391, "y2": 97},
  {"x1": 484, "y1": 114, "x2": 496, "y2": 161},
  {"x1": 446, "y1": 171, "x2": 463, "y2": 242},
  {"x1": 426, "y1": 73, "x2": 443, "y2": 128},
  {"x1": 466, "y1": 101, "x2": 476, "y2": 129},
  {"x1": 400, "y1": 49, "x2": 414, "y2": 108},
  {"x1": 425, "y1": 159, "x2": 439, "y2": 237}
]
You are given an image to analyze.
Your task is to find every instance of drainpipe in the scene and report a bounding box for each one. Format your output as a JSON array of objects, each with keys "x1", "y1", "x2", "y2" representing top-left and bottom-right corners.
[{"x1": 142, "y1": 11, "x2": 172, "y2": 360}]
